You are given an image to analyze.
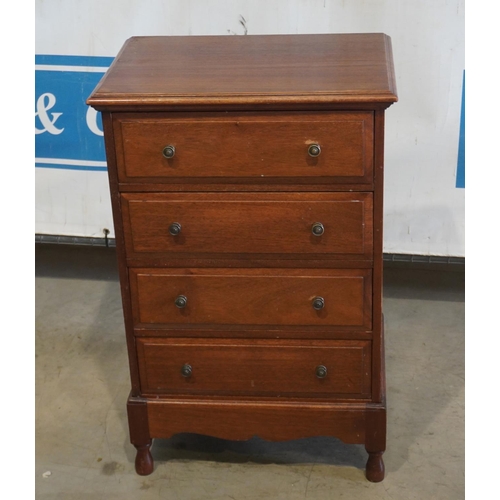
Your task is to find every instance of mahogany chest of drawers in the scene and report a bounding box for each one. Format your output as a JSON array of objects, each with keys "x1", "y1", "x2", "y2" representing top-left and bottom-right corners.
[{"x1": 87, "y1": 34, "x2": 397, "y2": 482}]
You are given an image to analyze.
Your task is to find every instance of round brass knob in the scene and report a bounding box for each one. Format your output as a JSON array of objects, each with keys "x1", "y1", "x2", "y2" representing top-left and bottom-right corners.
[
  {"x1": 181, "y1": 364, "x2": 192, "y2": 378},
  {"x1": 308, "y1": 144, "x2": 321, "y2": 157},
  {"x1": 162, "y1": 145, "x2": 176, "y2": 159},
  {"x1": 312, "y1": 296, "x2": 325, "y2": 310},
  {"x1": 169, "y1": 222, "x2": 182, "y2": 236},
  {"x1": 316, "y1": 365, "x2": 328, "y2": 379},
  {"x1": 311, "y1": 222, "x2": 324, "y2": 236},
  {"x1": 175, "y1": 295, "x2": 188, "y2": 309}
]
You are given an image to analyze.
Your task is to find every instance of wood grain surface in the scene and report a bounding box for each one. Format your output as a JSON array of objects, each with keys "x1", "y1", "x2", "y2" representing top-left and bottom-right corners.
[
  {"x1": 121, "y1": 192, "x2": 373, "y2": 259},
  {"x1": 146, "y1": 398, "x2": 373, "y2": 444},
  {"x1": 130, "y1": 268, "x2": 372, "y2": 328},
  {"x1": 136, "y1": 338, "x2": 371, "y2": 398},
  {"x1": 87, "y1": 34, "x2": 397, "y2": 110},
  {"x1": 87, "y1": 33, "x2": 397, "y2": 480},
  {"x1": 113, "y1": 112, "x2": 373, "y2": 182}
]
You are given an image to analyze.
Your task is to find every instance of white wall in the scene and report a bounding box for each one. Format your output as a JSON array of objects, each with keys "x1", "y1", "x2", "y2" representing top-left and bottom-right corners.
[{"x1": 35, "y1": 0, "x2": 465, "y2": 256}]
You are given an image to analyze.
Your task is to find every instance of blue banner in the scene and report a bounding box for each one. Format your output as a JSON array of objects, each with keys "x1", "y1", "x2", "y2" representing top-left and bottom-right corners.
[{"x1": 35, "y1": 55, "x2": 114, "y2": 171}]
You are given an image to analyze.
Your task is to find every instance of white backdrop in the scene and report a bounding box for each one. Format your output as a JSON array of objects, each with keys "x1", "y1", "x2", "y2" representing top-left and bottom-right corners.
[{"x1": 35, "y1": 0, "x2": 465, "y2": 256}]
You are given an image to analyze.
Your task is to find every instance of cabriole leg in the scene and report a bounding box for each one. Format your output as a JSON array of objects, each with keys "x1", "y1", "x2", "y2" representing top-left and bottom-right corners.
[
  {"x1": 127, "y1": 397, "x2": 154, "y2": 475},
  {"x1": 134, "y1": 440, "x2": 154, "y2": 476},
  {"x1": 366, "y1": 451, "x2": 385, "y2": 482},
  {"x1": 365, "y1": 406, "x2": 386, "y2": 482}
]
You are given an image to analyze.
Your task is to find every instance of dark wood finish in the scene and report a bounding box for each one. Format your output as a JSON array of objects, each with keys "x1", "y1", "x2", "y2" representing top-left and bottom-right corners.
[
  {"x1": 125, "y1": 257, "x2": 374, "y2": 270},
  {"x1": 147, "y1": 399, "x2": 368, "y2": 443},
  {"x1": 87, "y1": 33, "x2": 396, "y2": 481},
  {"x1": 371, "y1": 109, "x2": 386, "y2": 403},
  {"x1": 136, "y1": 338, "x2": 371, "y2": 398},
  {"x1": 365, "y1": 315, "x2": 387, "y2": 481},
  {"x1": 87, "y1": 34, "x2": 397, "y2": 110},
  {"x1": 127, "y1": 397, "x2": 154, "y2": 475},
  {"x1": 365, "y1": 406, "x2": 387, "y2": 482},
  {"x1": 366, "y1": 452, "x2": 385, "y2": 482},
  {"x1": 133, "y1": 327, "x2": 374, "y2": 340},
  {"x1": 118, "y1": 182, "x2": 375, "y2": 192},
  {"x1": 134, "y1": 442, "x2": 154, "y2": 476},
  {"x1": 101, "y1": 113, "x2": 142, "y2": 396},
  {"x1": 121, "y1": 192, "x2": 373, "y2": 260},
  {"x1": 130, "y1": 268, "x2": 372, "y2": 329},
  {"x1": 113, "y1": 112, "x2": 373, "y2": 183}
]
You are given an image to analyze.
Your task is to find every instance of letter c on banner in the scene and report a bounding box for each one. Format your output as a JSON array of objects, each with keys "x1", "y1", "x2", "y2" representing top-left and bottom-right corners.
[{"x1": 86, "y1": 107, "x2": 104, "y2": 136}]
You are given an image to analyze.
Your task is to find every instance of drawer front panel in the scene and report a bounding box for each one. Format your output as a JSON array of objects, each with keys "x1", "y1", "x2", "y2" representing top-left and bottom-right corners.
[
  {"x1": 131, "y1": 268, "x2": 372, "y2": 328},
  {"x1": 122, "y1": 192, "x2": 373, "y2": 258},
  {"x1": 114, "y1": 112, "x2": 373, "y2": 182},
  {"x1": 137, "y1": 338, "x2": 372, "y2": 398}
]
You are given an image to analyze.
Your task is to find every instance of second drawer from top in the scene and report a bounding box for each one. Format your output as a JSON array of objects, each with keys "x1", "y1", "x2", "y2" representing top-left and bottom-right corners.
[{"x1": 121, "y1": 192, "x2": 373, "y2": 260}]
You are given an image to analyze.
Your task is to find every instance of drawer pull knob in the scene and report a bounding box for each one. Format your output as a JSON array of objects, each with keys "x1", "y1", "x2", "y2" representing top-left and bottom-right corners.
[
  {"x1": 308, "y1": 144, "x2": 321, "y2": 157},
  {"x1": 175, "y1": 295, "x2": 188, "y2": 309},
  {"x1": 315, "y1": 365, "x2": 328, "y2": 379},
  {"x1": 181, "y1": 364, "x2": 192, "y2": 378},
  {"x1": 162, "y1": 145, "x2": 176, "y2": 159},
  {"x1": 169, "y1": 222, "x2": 182, "y2": 236},
  {"x1": 312, "y1": 296, "x2": 325, "y2": 310},
  {"x1": 311, "y1": 222, "x2": 325, "y2": 236}
]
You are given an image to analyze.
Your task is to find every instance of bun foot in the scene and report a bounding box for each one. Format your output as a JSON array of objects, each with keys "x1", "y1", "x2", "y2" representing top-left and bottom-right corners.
[
  {"x1": 366, "y1": 451, "x2": 385, "y2": 482},
  {"x1": 134, "y1": 441, "x2": 154, "y2": 475}
]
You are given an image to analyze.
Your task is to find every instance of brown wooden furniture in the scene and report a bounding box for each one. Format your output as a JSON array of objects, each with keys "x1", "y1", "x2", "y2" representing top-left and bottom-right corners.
[{"x1": 87, "y1": 34, "x2": 397, "y2": 482}]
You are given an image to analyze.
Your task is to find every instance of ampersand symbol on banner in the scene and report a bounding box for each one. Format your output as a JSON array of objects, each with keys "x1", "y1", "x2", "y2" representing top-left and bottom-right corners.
[{"x1": 35, "y1": 93, "x2": 64, "y2": 135}]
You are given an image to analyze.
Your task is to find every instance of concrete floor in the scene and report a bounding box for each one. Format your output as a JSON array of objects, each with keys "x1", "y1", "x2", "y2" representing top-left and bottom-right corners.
[{"x1": 36, "y1": 244, "x2": 464, "y2": 499}]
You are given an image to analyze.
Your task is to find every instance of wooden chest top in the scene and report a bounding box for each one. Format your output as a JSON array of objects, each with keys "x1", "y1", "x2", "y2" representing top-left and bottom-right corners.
[{"x1": 87, "y1": 34, "x2": 397, "y2": 110}]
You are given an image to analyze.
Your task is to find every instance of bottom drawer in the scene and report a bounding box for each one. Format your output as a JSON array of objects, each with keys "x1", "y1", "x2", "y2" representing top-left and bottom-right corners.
[{"x1": 137, "y1": 338, "x2": 371, "y2": 398}]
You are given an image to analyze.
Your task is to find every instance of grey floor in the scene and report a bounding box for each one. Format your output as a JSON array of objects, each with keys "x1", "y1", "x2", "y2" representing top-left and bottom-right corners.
[{"x1": 36, "y1": 244, "x2": 464, "y2": 499}]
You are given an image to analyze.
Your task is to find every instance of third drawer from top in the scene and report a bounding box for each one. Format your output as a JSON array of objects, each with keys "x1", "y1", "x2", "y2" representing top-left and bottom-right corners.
[{"x1": 129, "y1": 268, "x2": 372, "y2": 330}]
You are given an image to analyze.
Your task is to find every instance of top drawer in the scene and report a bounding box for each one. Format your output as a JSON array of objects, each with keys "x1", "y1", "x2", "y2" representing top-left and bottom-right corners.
[{"x1": 113, "y1": 112, "x2": 373, "y2": 184}]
